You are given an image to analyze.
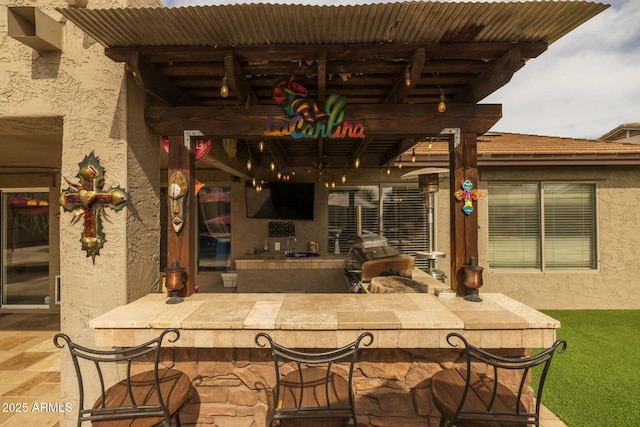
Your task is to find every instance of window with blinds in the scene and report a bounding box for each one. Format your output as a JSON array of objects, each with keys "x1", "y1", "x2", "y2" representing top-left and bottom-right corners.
[
  {"x1": 381, "y1": 186, "x2": 429, "y2": 269},
  {"x1": 328, "y1": 185, "x2": 429, "y2": 267},
  {"x1": 488, "y1": 182, "x2": 596, "y2": 270},
  {"x1": 543, "y1": 183, "x2": 596, "y2": 269},
  {"x1": 328, "y1": 186, "x2": 380, "y2": 252}
]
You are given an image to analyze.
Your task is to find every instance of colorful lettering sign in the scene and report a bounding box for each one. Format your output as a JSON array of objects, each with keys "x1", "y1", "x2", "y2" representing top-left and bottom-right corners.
[{"x1": 266, "y1": 77, "x2": 365, "y2": 139}]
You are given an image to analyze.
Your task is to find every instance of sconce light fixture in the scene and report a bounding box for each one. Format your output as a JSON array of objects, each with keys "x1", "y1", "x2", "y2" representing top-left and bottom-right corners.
[
  {"x1": 220, "y1": 76, "x2": 229, "y2": 98},
  {"x1": 438, "y1": 93, "x2": 447, "y2": 113}
]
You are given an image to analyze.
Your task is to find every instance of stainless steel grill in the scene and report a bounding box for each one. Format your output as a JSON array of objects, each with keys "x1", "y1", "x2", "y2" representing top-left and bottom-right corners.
[{"x1": 344, "y1": 234, "x2": 414, "y2": 293}]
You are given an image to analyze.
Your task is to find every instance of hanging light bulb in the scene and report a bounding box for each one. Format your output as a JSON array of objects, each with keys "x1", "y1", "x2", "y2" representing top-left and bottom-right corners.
[
  {"x1": 438, "y1": 93, "x2": 446, "y2": 113},
  {"x1": 428, "y1": 139, "x2": 433, "y2": 150},
  {"x1": 258, "y1": 140, "x2": 264, "y2": 152},
  {"x1": 325, "y1": 180, "x2": 329, "y2": 188},
  {"x1": 246, "y1": 158, "x2": 252, "y2": 171},
  {"x1": 291, "y1": 169, "x2": 296, "y2": 176},
  {"x1": 270, "y1": 161, "x2": 276, "y2": 171},
  {"x1": 398, "y1": 156, "x2": 403, "y2": 169},
  {"x1": 411, "y1": 149, "x2": 416, "y2": 163},
  {"x1": 252, "y1": 177, "x2": 257, "y2": 187},
  {"x1": 331, "y1": 179, "x2": 336, "y2": 189},
  {"x1": 341, "y1": 173, "x2": 347, "y2": 184},
  {"x1": 404, "y1": 71, "x2": 412, "y2": 87},
  {"x1": 277, "y1": 171, "x2": 282, "y2": 180},
  {"x1": 354, "y1": 158, "x2": 360, "y2": 169},
  {"x1": 386, "y1": 164, "x2": 391, "y2": 175},
  {"x1": 220, "y1": 76, "x2": 229, "y2": 98}
]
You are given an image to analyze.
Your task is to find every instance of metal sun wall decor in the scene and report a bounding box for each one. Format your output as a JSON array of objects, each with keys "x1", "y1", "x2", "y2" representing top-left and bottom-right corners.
[
  {"x1": 265, "y1": 76, "x2": 366, "y2": 139},
  {"x1": 455, "y1": 180, "x2": 481, "y2": 215},
  {"x1": 59, "y1": 151, "x2": 130, "y2": 263}
]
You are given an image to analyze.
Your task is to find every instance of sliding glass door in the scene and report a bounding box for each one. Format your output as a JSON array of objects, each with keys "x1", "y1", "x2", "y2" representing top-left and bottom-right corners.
[{"x1": 1, "y1": 189, "x2": 50, "y2": 307}]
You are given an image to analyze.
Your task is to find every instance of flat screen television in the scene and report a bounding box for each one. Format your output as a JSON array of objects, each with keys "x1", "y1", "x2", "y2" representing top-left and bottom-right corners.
[{"x1": 246, "y1": 181, "x2": 315, "y2": 220}]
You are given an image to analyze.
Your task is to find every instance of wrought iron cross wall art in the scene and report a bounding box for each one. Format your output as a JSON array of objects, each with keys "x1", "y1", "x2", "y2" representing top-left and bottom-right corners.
[
  {"x1": 59, "y1": 151, "x2": 130, "y2": 263},
  {"x1": 455, "y1": 180, "x2": 480, "y2": 215}
]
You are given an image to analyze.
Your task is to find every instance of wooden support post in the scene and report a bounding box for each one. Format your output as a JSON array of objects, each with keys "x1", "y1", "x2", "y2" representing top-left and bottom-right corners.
[
  {"x1": 449, "y1": 131, "x2": 479, "y2": 296},
  {"x1": 167, "y1": 135, "x2": 196, "y2": 297}
]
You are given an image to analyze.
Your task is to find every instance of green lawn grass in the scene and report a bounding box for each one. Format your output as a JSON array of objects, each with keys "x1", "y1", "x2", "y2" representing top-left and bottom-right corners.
[{"x1": 536, "y1": 310, "x2": 640, "y2": 426}]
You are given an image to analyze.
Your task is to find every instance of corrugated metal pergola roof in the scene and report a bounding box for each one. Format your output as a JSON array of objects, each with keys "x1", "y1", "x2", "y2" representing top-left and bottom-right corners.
[
  {"x1": 59, "y1": 1, "x2": 608, "y2": 48},
  {"x1": 57, "y1": 1, "x2": 611, "y2": 173}
]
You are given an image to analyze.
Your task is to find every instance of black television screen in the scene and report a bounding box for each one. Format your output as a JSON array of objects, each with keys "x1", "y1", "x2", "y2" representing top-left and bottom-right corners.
[{"x1": 246, "y1": 181, "x2": 315, "y2": 220}]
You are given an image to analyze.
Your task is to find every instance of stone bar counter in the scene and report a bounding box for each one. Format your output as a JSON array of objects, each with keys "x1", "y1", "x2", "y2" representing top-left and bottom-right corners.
[
  {"x1": 90, "y1": 280, "x2": 560, "y2": 426},
  {"x1": 235, "y1": 253, "x2": 346, "y2": 292}
]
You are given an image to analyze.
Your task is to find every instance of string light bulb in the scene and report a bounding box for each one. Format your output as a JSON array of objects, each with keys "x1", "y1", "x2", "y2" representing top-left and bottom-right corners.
[
  {"x1": 341, "y1": 173, "x2": 347, "y2": 184},
  {"x1": 386, "y1": 164, "x2": 391, "y2": 175},
  {"x1": 398, "y1": 156, "x2": 403, "y2": 169},
  {"x1": 258, "y1": 140, "x2": 264, "y2": 152},
  {"x1": 438, "y1": 93, "x2": 446, "y2": 113},
  {"x1": 220, "y1": 76, "x2": 229, "y2": 98},
  {"x1": 252, "y1": 177, "x2": 257, "y2": 187},
  {"x1": 404, "y1": 71, "x2": 412, "y2": 87},
  {"x1": 270, "y1": 161, "x2": 276, "y2": 171},
  {"x1": 246, "y1": 158, "x2": 252, "y2": 171},
  {"x1": 411, "y1": 149, "x2": 416, "y2": 163},
  {"x1": 354, "y1": 157, "x2": 360, "y2": 169}
]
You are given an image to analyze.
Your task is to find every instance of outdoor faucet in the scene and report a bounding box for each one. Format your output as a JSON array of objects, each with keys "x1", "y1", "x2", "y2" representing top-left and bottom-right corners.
[{"x1": 286, "y1": 236, "x2": 297, "y2": 254}]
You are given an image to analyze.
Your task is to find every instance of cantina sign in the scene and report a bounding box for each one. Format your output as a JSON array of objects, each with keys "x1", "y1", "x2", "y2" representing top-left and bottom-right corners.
[{"x1": 265, "y1": 76, "x2": 365, "y2": 139}]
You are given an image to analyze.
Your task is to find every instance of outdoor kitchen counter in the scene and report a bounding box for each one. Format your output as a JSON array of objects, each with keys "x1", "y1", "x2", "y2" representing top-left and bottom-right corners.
[
  {"x1": 90, "y1": 291, "x2": 559, "y2": 349},
  {"x1": 235, "y1": 253, "x2": 347, "y2": 292},
  {"x1": 235, "y1": 252, "x2": 345, "y2": 269}
]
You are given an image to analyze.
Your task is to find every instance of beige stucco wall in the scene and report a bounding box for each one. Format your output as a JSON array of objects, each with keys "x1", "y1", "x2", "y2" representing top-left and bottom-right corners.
[
  {"x1": 342, "y1": 165, "x2": 640, "y2": 310},
  {"x1": 468, "y1": 166, "x2": 640, "y2": 309},
  {"x1": 1, "y1": 1, "x2": 162, "y2": 425}
]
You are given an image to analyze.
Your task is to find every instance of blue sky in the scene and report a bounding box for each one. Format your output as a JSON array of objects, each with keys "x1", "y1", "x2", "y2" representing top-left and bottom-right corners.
[{"x1": 161, "y1": 0, "x2": 639, "y2": 140}]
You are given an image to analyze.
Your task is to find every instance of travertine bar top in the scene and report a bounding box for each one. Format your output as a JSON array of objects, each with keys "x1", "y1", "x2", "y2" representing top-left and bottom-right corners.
[{"x1": 90, "y1": 292, "x2": 560, "y2": 350}]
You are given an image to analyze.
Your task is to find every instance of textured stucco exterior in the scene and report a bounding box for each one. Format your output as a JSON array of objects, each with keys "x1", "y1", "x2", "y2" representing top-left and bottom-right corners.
[
  {"x1": 429, "y1": 166, "x2": 640, "y2": 310},
  {"x1": 1, "y1": 1, "x2": 161, "y2": 426},
  {"x1": 1, "y1": 1, "x2": 639, "y2": 425}
]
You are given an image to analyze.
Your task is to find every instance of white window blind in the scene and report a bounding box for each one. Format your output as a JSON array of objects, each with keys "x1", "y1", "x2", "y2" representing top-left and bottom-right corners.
[
  {"x1": 328, "y1": 185, "x2": 429, "y2": 265},
  {"x1": 488, "y1": 183, "x2": 541, "y2": 268},
  {"x1": 543, "y1": 183, "x2": 596, "y2": 269},
  {"x1": 488, "y1": 182, "x2": 597, "y2": 270},
  {"x1": 381, "y1": 186, "x2": 429, "y2": 269},
  {"x1": 328, "y1": 186, "x2": 380, "y2": 252}
]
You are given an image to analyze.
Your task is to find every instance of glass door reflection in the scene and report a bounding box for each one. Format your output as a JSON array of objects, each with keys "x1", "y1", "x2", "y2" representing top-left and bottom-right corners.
[{"x1": 1, "y1": 189, "x2": 50, "y2": 307}]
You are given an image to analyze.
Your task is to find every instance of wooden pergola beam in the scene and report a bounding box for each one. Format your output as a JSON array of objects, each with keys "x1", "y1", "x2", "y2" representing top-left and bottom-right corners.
[
  {"x1": 145, "y1": 103, "x2": 502, "y2": 137},
  {"x1": 385, "y1": 48, "x2": 426, "y2": 104},
  {"x1": 107, "y1": 42, "x2": 548, "y2": 63},
  {"x1": 453, "y1": 47, "x2": 525, "y2": 103},
  {"x1": 126, "y1": 51, "x2": 195, "y2": 106},
  {"x1": 224, "y1": 51, "x2": 259, "y2": 106}
]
